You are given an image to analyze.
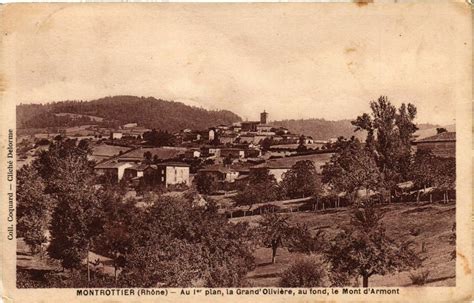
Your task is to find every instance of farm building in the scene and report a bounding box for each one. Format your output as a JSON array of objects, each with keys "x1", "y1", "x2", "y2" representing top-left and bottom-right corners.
[
  {"x1": 94, "y1": 162, "x2": 133, "y2": 182},
  {"x1": 413, "y1": 132, "x2": 456, "y2": 158},
  {"x1": 156, "y1": 162, "x2": 190, "y2": 187},
  {"x1": 252, "y1": 152, "x2": 333, "y2": 178},
  {"x1": 123, "y1": 164, "x2": 156, "y2": 180},
  {"x1": 198, "y1": 166, "x2": 240, "y2": 183},
  {"x1": 122, "y1": 123, "x2": 138, "y2": 128},
  {"x1": 116, "y1": 147, "x2": 186, "y2": 163},
  {"x1": 221, "y1": 148, "x2": 245, "y2": 159},
  {"x1": 185, "y1": 149, "x2": 201, "y2": 158},
  {"x1": 112, "y1": 132, "x2": 123, "y2": 139}
]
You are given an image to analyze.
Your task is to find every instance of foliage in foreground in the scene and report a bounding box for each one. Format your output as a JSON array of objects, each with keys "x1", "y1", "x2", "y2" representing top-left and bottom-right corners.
[
  {"x1": 324, "y1": 202, "x2": 422, "y2": 287},
  {"x1": 279, "y1": 256, "x2": 327, "y2": 287},
  {"x1": 409, "y1": 269, "x2": 430, "y2": 286},
  {"x1": 119, "y1": 196, "x2": 256, "y2": 287}
]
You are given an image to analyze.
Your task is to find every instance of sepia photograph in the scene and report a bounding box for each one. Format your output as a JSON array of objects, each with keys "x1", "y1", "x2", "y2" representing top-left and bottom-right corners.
[{"x1": 0, "y1": 2, "x2": 472, "y2": 302}]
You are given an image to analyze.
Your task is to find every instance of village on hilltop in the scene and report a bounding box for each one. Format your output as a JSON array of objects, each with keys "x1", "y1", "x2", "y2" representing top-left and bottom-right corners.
[{"x1": 17, "y1": 109, "x2": 455, "y2": 207}]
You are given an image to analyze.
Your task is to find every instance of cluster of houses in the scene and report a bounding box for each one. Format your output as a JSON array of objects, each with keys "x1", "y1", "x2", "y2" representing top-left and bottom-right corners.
[
  {"x1": 85, "y1": 110, "x2": 457, "y2": 194},
  {"x1": 92, "y1": 111, "x2": 327, "y2": 191}
]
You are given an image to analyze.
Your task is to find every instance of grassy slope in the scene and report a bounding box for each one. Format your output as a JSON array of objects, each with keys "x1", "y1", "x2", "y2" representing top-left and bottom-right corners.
[
  {"x1": 232, "y1": 202, "x2": 455, "y2": 287},
  {"x1": 17, "y1": 202, "x2": 455, "y2": 288}
]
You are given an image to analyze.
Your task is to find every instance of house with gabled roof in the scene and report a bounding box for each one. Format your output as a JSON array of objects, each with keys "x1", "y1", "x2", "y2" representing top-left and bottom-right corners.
[{"x1": 413, "y1": 131, "x2": 455, "y2": 158}]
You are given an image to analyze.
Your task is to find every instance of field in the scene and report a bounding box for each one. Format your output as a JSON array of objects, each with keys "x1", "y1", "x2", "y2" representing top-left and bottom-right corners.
[{"x1": 232, "y1": 202, "x2": 456, "y2": 287}]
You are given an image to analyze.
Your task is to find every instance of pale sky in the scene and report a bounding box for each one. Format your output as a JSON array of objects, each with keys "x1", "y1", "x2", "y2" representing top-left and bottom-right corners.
[{"x1": 1, "y1": 2, "x2": 470, "y2": 125}]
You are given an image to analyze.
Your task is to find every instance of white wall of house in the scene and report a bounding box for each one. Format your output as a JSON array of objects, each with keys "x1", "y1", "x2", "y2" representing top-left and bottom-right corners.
[
  {"x1": 165, "y1": 166, "x2": 190, "y2": 186},
  {"x1": 208, "y1": 129, "x2": 215, "y2": 141},
  {"x1": 112, "y1": 132, "x2": 123, "y2": 139},
  {"x1": 117, "y1": 163, "x2": 134, "y2": 181}
]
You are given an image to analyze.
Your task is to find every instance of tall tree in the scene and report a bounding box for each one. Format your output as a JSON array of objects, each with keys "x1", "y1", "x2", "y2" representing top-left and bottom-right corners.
[
  {"x1": 143, "y1": 129, "x2": 175, "y2": 146},
  {"x1": 281, "y1": 160, "x2": 320, "y2": 199},
  {"x1": 120, "y1": 195, "x2": 255, "y2": 287},
  {"x1": 17, "y1": 165, "x2": 51, "y2": 253},
  {"x1": 41, "y1": 140, "x2": 105, "y2": 281},
  {"x1": 324, "y1": 203, "x2": 421, "y2": 287},
  {"x1": 258, "y1": 212, "x2": 292, "y2": 264},
  {"x1": 195, "y1": 173, "x2": 219, "y2": 195},
  {"x1": 351, "y1": 96, "x2": 418, "y2": 182},
  {"x1": 433, "y1": 157, "x2": 456, "y2": 203},
  {"x1": 234, "y1": 168, "x2": 281, "y2": 210},
  {"x1": 322, "y1": 138, "x2": 381, "y2": 204},
  {"x1": 411, "y1": 149, "x2": 436, "y2": 190}
]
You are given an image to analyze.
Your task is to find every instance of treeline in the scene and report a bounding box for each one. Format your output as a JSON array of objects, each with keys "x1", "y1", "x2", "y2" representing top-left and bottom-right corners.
[
  {"x1": 17, "y1": 96, "x2": 242, "y2": 131},
  {"x1": 18, "y1": 112, "x2": 97, "y2": 129}
]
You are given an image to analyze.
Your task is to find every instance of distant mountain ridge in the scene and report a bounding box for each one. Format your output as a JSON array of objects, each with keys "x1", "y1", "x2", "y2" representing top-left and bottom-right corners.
[
  {"x1": 17, "y1": 96, "x2": 446, "y2": 141},
  {"x1": 17, "y1": 96, "x2": 242, "y2": 131},
  {"x1": 272, "y1": 119, "x2": 365, "y2": 141}
]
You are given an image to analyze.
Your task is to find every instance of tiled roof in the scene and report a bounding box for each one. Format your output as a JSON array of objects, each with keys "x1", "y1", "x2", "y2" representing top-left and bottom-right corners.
[
  {"x1": 156, "y1": 162, "x2": 190, "y2": 167},
  {"x1": 199, "y1": 165, "x2": 236, "y2": 174},
  {"x1": 95, "y1": 162, "x2": 131, "y2": 169},
  {"x1": 416, "y1": 132, "x2": 456, "y2": 143},
  {"x1": 125, "y1": 164, "x2": 154, "y2": 171}
]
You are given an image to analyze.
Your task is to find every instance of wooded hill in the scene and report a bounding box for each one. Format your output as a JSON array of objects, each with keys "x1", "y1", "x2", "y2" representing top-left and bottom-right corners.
[{"x1": 17, "y1": 96, "x2": 242, "y2": 131}]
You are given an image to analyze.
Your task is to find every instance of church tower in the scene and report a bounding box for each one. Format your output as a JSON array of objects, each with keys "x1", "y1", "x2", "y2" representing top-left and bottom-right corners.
[{"x1": 260, "y1": 110, "x2": 268, "y2": 124}]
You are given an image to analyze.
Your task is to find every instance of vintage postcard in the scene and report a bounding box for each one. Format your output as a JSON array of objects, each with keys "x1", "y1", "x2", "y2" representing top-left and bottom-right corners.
[{"x1": 0, "y1": 2, "x2": 472, "y2": 302}]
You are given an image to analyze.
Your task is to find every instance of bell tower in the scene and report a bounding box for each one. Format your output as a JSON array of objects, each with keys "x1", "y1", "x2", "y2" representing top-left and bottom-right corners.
[{"x1": 260, "y1": 110, "x2": 268, "y2": 124}]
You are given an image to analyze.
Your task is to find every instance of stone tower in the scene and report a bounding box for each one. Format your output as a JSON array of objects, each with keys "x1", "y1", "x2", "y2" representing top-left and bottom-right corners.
[{"x1": 260, "y1": 110, "x2": 268, "y2": 124}]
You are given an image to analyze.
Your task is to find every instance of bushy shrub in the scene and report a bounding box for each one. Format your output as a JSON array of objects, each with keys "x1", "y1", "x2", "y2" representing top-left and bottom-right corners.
[
  {"x1": 409, "y1": 269, "x2": 430, "y2": 286},
  {"x1": 279, "y1": 256, "x2": 326, "y2": 287}
]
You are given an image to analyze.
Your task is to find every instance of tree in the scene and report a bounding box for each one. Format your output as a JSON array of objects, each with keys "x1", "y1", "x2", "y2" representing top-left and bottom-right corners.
[
  {"x1": 281, "y1": 160, "x2": 320, "y2": 199},
  {"x1": 279, "y1": 256, "x2": 327, "y2": 287},
  {"x1": 322, "y1": 137, "x2": 381, "y2": 204},
  {"x1": 120, "y1": 195, "x2": 255, "y2": 287},
  {"x1": 39, "y1": 140, "x2": 105, "y2": 283},
  {"x1": 324, "y1": 203, "x2": 421, "y2": 287},
  {"x1": 143, "y1": 129, "x2": 175, "y2": 146},
  {"x1": 433, "y1": 157, "x2": 455, "y2": 203},
  {"x1": 94, "y1": 191, "x2": 136, "y2": 284},
  {"x1": 17, "y1": 165, "x2": 51, "y2": 253},
  {"x1": 48, "y1": 187, "x2": 104, "y2": 273},
  {"x1": 258, "y1": 212, "x2": 292, "y2": 264},
  {"x1": 436, "y1": 127, "x2": 447, "y2": 134},
  {"x1": 234, "y1": 168, "x2": 281, "y2": 210},
  {"x1": 143, "y1": 151, "x2": 152, "y2": 164},
  {"x1": 223, "y1": 155, "x2": 233, "y2": 166},
  {"x1": 297, "y1": 135, "x2": 307, "y2": 152},
  {"x1": 352, "y1": 96, "x2": 418, "y2": 182},
  {"x1": 195, "y1": 173, "x2": 219, "y2": 195},
  {"x1": 411, "y1": 149, "x2": 436, "y2": 189},
  {"x1": 260, "y1": 137, "x2": 273, "y2": 152}
]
